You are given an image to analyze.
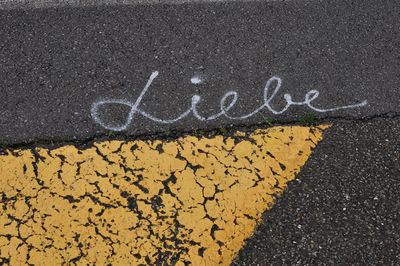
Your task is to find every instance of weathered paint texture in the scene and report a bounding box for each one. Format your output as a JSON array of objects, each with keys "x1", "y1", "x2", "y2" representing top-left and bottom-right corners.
[{"x1": 0, "y1": 125, "x2": 329, "y2": 265}]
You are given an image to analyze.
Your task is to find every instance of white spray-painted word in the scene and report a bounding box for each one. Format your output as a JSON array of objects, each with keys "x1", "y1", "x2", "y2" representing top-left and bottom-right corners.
[{"x1": 91, "y1": 71, "x2": 367, "y2": 131}]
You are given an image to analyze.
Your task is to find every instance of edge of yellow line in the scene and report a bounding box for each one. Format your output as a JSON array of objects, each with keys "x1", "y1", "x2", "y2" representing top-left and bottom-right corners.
[{"x1": 0, "y1": 124, "x2": 331, "y2": 265}]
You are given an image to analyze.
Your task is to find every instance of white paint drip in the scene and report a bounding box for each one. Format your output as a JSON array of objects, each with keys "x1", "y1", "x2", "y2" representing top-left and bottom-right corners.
[
  {"x1": 91, "y1": 71, "x2": 368, "y2": 131},
  {"x1": 191, "y1": 74, "x2": 204, "y2": 85}
]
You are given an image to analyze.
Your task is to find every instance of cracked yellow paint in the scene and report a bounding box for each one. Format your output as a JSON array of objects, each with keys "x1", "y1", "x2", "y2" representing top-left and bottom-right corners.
[{"x1": 0, "y1": 125, "x2": 329, "y2": 265}]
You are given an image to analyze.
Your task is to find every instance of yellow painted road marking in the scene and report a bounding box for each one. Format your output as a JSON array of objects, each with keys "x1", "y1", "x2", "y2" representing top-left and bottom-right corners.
[{"x1": 0, "y1": 125, "x2": 329, "y2": 265}]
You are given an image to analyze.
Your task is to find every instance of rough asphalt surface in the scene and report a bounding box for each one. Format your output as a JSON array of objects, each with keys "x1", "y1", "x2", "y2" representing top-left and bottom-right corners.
[
  {"x1": 0, "y1": 0, "x2": 399, "y2": 145},
  {"x1": 235, "y1": 117, "x2": 400, "y2": 265},
  {"x1": 1, "y1": 0, "x2": 400, "y2": 264}
]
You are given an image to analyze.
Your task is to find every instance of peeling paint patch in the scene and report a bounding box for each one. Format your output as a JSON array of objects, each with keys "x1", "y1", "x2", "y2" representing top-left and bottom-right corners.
[{"x1": 0, "y1": 125, "x2": 329, "y2": 265}]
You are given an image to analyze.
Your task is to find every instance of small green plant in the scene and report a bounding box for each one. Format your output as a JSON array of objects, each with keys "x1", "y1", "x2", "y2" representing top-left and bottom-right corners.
[
  {"x1": 107, "y1": 131, "x2": 116, "y2": 138},
  {"x1": 264, "y1": 118, "x2": 274, "y2": 127},
  {"x1": 164, "y1": 130, "x2": 171, "y2": 137},
  {"x1": 218, "y1": 128, "x2": 227, "y2": 134},
  {"x1": 298, "y1": 112, "x2": 320, "y2": 125}
]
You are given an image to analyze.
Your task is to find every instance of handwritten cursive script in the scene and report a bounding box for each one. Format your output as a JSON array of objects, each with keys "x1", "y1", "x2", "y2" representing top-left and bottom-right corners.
[{"x1": 91, "y1": 71, "x2": 367, "y2": 131}]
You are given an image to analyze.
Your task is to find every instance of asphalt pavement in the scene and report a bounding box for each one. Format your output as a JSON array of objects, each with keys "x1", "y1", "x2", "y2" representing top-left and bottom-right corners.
[
  {"x1": 0, "y1": 0, "x2": 399, "y2": 145},
  {"x1": 0, "y1": 0, "x2": 399, "y2": 264},
  {"x1": 234, "y1": 117, "x2": 400, "y2": 265}
]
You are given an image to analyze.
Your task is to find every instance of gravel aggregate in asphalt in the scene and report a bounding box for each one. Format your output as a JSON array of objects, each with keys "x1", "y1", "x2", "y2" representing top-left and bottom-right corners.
[
  {"x1": 234, "y1": 117, "x2": 400, "y2": 265},
  {"x1": 1, "y1": 0, "x2": 399, "y2": 145}
]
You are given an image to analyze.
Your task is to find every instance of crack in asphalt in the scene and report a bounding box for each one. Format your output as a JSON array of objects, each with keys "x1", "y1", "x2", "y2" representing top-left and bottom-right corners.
[{"x1": 0, "y1": 113, "x2": 398, "y2": 150}]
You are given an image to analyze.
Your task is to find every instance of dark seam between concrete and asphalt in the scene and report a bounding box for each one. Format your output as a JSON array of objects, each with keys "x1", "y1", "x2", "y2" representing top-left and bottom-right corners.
[{"x1": 0, "y1": 113, "x2": 398, "y2": 150}]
